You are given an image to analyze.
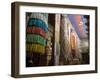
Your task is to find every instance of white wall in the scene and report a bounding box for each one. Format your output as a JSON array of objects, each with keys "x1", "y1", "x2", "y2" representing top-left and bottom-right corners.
[{"x1": 0, "y1": 0, "x2": 99, "y2": 80}]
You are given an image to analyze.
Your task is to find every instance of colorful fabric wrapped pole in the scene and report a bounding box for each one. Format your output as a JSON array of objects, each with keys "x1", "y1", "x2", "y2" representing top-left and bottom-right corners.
[{"x1": 26, "y1": 13, "x2": 48, "y2": 55}]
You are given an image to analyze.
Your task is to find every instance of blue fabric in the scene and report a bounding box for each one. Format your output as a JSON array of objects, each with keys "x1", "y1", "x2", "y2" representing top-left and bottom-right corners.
[{"x1": 28, "y1": 18, "x2": 48, "y2": 32}]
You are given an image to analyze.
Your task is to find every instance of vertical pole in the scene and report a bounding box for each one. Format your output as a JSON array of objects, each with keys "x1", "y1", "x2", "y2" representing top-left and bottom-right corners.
[{"x1": 54, "y1": 14, "x2": 61, "y2": 65}]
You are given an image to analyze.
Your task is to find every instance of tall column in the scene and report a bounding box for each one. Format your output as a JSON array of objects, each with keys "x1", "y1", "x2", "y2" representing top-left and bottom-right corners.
[
  {"x1": 59, "y1": 15, "x2": 71, "y2": 65},
  {"x1": 54, "y1": 14, "x2": 61, "y2": 65}
]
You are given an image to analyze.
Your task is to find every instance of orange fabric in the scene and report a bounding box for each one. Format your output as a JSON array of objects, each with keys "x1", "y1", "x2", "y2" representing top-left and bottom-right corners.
[{"x1": 70, "y1": 33, "x2": 76, "y2": 49}]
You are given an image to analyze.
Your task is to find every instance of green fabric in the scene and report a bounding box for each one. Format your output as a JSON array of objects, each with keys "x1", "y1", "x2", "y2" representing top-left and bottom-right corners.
[{"x1": 26, "y1": 34, "x2": 46, "y2": 46}]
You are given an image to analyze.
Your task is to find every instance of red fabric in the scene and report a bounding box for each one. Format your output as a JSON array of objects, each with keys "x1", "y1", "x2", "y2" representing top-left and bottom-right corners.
[{"x1": 26, "y1": 26, "x2": 46, "y2": 38}]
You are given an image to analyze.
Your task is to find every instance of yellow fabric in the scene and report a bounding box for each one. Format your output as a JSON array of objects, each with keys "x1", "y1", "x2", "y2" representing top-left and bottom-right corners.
[{"x1": 26, "y1": 43, "x2": 45, "y2": 54}]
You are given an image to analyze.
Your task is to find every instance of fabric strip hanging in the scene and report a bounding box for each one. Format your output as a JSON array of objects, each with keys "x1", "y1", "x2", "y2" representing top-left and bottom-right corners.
[
  {"x1": 26, "y1": 43, "x2": 45, "y2": 54},
  {"x1": 26, "y1": 34, "x2": 46, "y2": 46},
  {"x1": 28, "y1": 18, "x2": 48, "y2": 32},
  {"x1": 30, "y1": 13, "x2": 48, "y2": 26},
  {"x1": 26, "y1": 26, "x2": 46, "y2": 38}
]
